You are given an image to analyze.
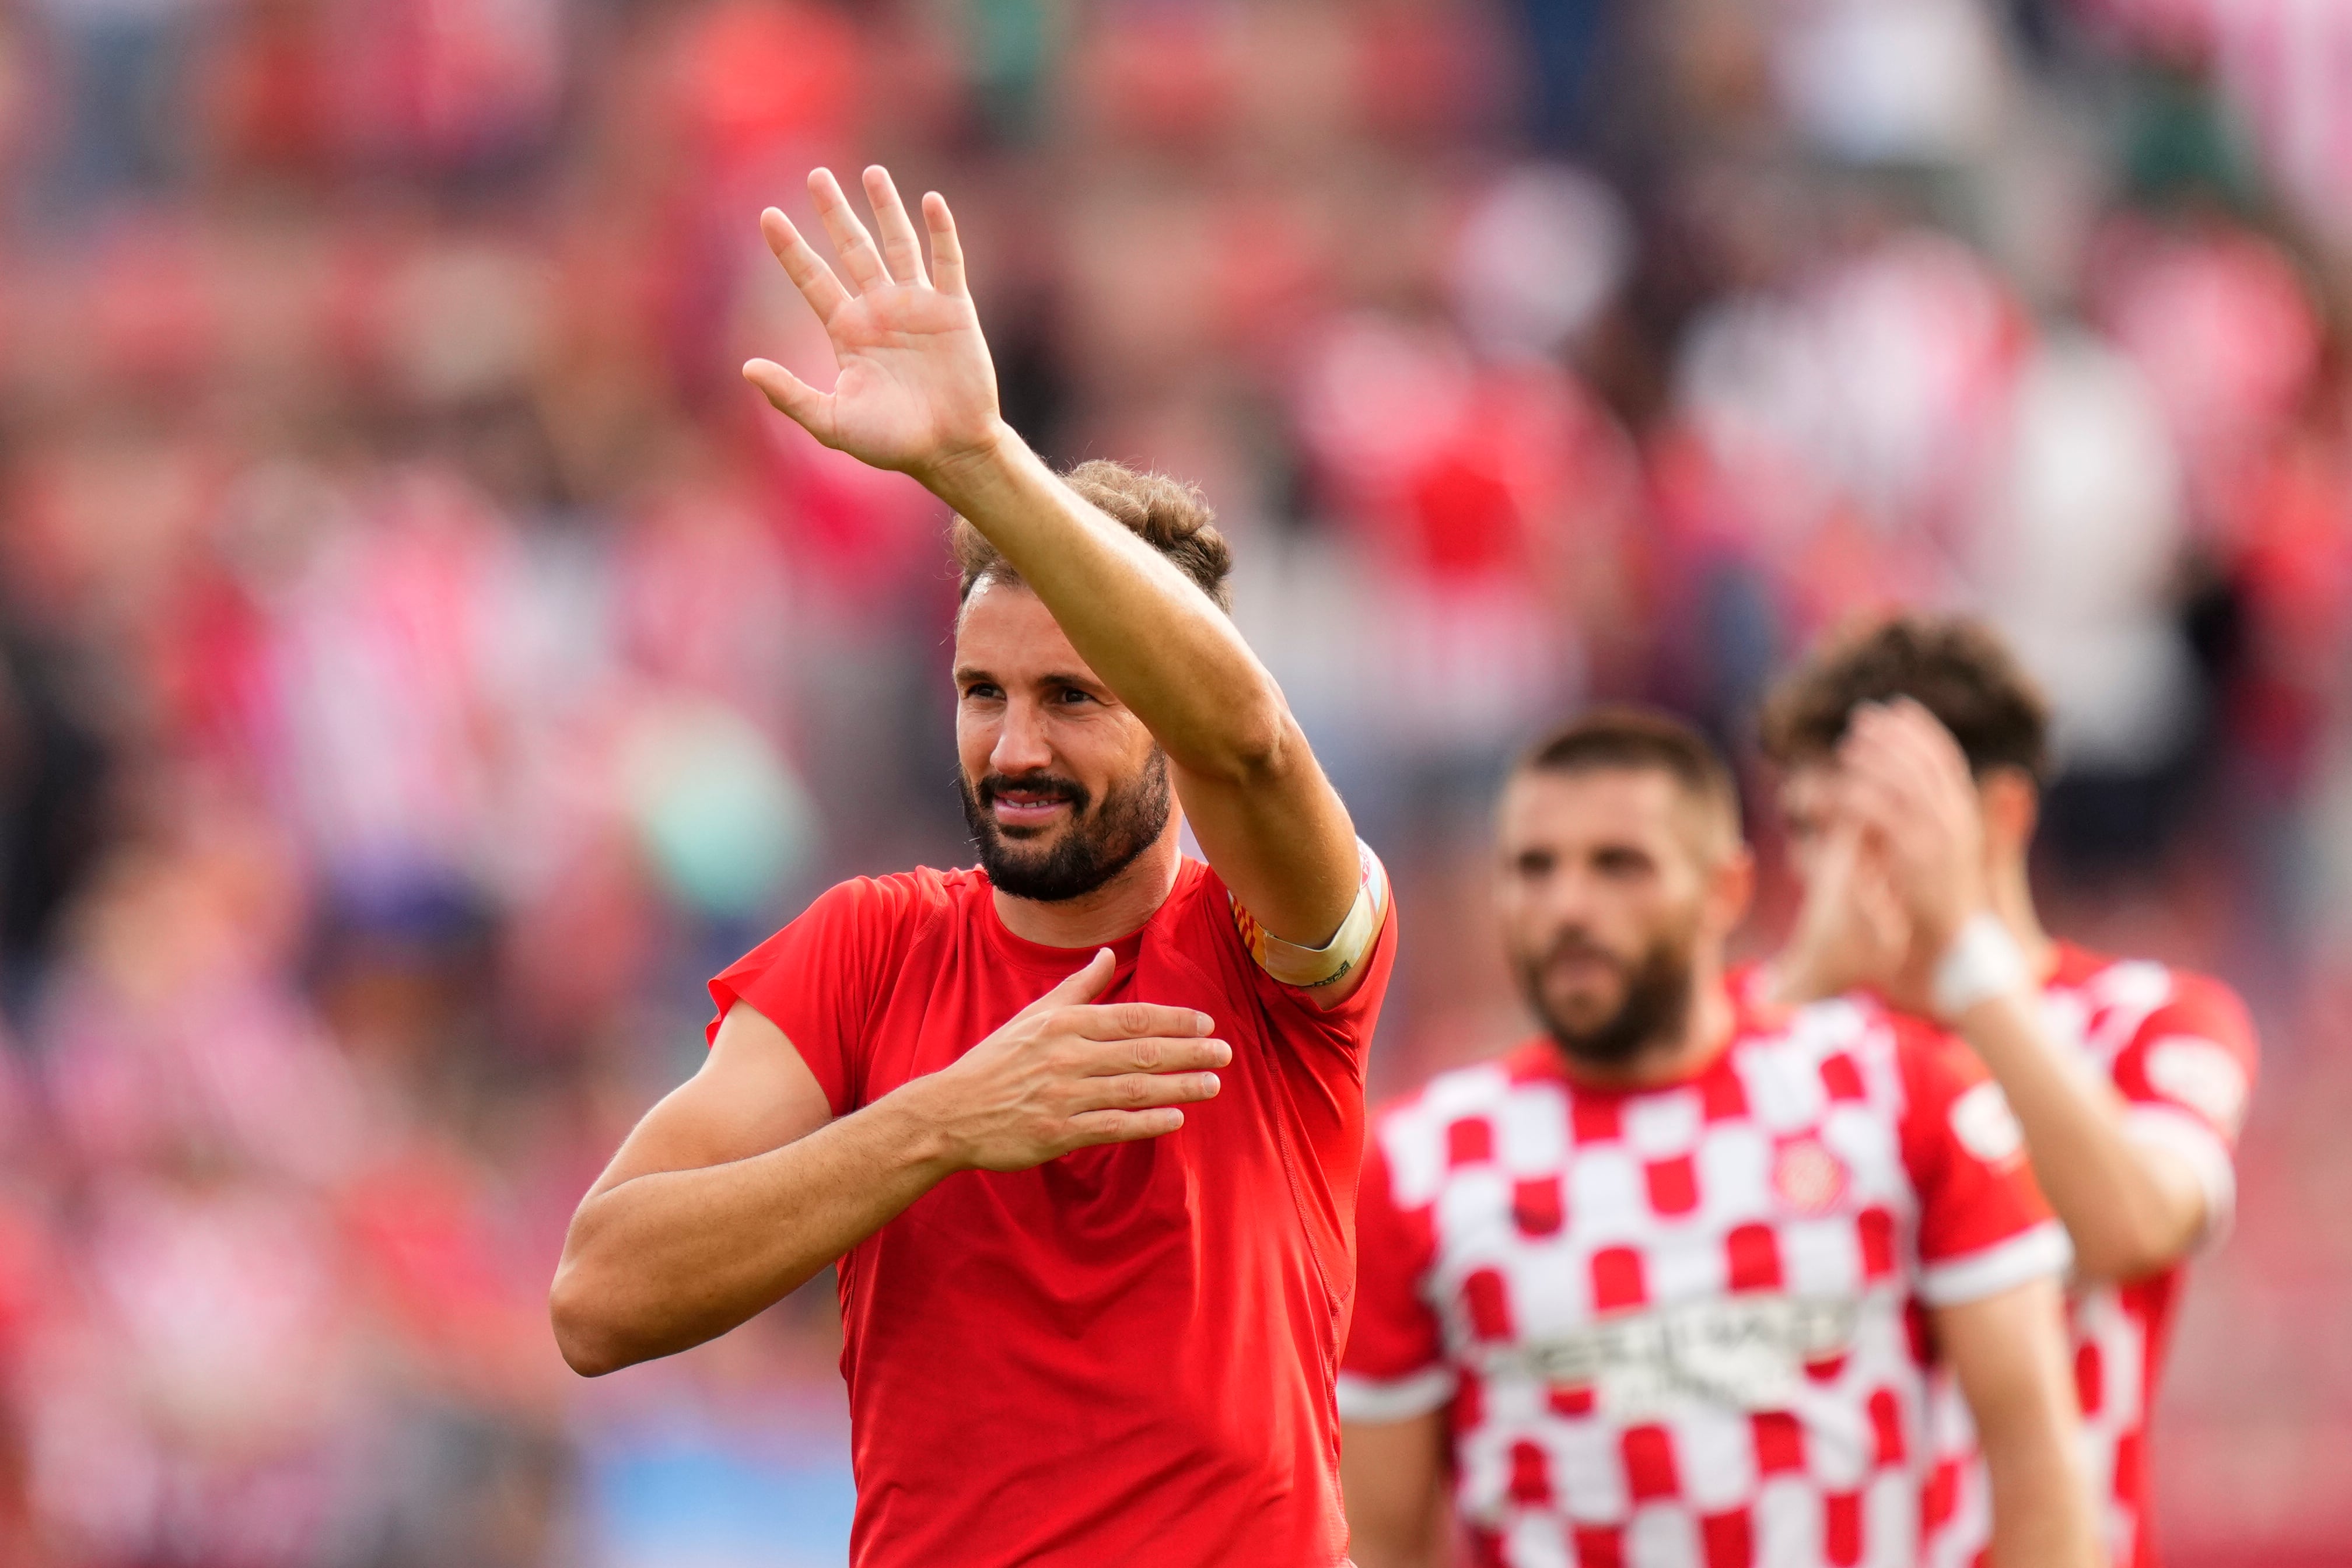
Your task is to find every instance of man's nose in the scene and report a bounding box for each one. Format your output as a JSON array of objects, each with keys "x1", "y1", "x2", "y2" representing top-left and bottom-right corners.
[
  {"x1": 990, "y1": 697, "x2": 1055, "y2": 775},
  {"x1": 1542, "y1": 862, "x2": 1602, "y2": 925}
]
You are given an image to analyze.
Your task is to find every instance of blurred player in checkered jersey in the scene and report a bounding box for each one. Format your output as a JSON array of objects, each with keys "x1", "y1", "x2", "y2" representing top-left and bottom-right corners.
[
  {"x1": 553, "y1": 167, "x2": 1398, "y2": 1567},
  {"x1": 1751, "y1": 617, "x2": 2259, "y2": 1568},
  {"x1": 1339, "y1": 710, "x2": 2101, "y2": 1568}
]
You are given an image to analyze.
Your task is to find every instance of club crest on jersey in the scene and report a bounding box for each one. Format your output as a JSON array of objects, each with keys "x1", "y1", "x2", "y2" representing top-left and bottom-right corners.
[{"x1": 1771, "y1": 1136, "x2": 1849, "y2": 1214}]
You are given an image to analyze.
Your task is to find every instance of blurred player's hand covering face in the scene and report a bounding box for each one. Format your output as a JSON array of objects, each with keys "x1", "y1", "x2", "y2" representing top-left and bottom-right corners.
[
  {"x1": 955, "y1": 580, "x2": 1173, "y2": 904},
  {"x1": 1777, "y1": 762, "x2": 1918, "y2": 1003},
  {"x1": 1496, "y1": 768, "x2": 1727, "y2": 1068},
  {"x1": 1777, "y1": 702, "x2": 1997, "y2": 1012}
]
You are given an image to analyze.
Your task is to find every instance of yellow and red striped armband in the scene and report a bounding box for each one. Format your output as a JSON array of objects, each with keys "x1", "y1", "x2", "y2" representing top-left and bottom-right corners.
[{"x1": 1230, "y1": 841, "x2": 1390, "y2": 989}]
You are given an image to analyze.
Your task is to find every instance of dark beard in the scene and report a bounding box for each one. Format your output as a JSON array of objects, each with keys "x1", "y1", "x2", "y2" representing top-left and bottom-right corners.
[
  {"x1": 1518, "y1": 928, "x2": 1697, "y2": 1069},
  {"x1": 959, "y1": 749, "x2": 1172, "y2": 904}
]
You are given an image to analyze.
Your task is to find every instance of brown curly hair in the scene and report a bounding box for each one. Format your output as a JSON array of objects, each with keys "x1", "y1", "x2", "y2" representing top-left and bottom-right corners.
[
  {"x1": 1760, "y1": 614, "x2": 2052, "y2": 782},
  {"x1": 953, "y1": 459, "x2": 1235, "y2": 613}
]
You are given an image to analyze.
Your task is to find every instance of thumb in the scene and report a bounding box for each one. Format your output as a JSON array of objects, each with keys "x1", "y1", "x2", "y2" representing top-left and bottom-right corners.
[
  {"x1": 1013, "y1": 947, "x2": 1116, "y2": 1021},
  {"x1": 743, "y1": 358, "x2": 834, "y2": 440}
]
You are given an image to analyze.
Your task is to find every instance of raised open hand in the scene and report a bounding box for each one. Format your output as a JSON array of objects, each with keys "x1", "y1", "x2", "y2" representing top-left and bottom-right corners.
[{"x1": 743, "y1": 166, "x2": 1003, "y2": 480}]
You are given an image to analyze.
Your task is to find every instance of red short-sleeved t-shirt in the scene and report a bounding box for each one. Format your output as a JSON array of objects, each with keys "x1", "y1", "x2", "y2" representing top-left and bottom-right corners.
[{"x1": 708, "y1": 855, "x2": 1397, "y2": 1568}]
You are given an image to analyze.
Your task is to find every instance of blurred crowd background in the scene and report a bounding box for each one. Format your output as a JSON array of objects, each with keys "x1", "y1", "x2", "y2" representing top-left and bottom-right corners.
[{"x1": 0, "y1": 0, "x2": 2346, "y2": 1563}]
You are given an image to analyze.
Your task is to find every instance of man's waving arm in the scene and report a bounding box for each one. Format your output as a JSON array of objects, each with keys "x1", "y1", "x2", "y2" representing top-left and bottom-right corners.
[{"x1": 743, "y1": 167, "x2": 1366, "y2": 989}]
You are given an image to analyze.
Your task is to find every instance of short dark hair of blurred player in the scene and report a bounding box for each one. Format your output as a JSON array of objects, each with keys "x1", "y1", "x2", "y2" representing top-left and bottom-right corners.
[
  {"x1": 1340, "y1": 709, "x2": 2099, "y2": 1568},
  {"x1": 551, "y1": 166, "x2": 1395, "y2": 1568},
  {"x1": 1758, "y1": 614, "x2": 2258, "y2": 1568}
]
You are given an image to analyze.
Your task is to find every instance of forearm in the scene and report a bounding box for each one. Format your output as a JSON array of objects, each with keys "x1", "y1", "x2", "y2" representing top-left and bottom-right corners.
[
  {"x1": 925, "y1": 427, "x2": 1292, "y2": 782},
  {"x1": 1940, "y1": 1280, "x2": 2101, "y2": 1568},
  {"x1": 553, "y1": 1087, "x2": 954, "y2": 1374},
  {"x1": 1348, "y1": 1519, "x2": 1445, "y2": 1568},
  {"x1": 1341, "y1": 1429, "x2": 1448, "y2": 1568},
  {"x1": 1981, "y1": 1404, "x2": 2101, "y2": 1568},
  {"x1": 1951, "y1": 990, "x2": 2202, "y2": 1279}
]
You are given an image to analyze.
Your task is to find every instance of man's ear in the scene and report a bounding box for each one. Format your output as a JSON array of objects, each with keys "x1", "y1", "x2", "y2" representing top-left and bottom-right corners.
[
  {"x1": 1707, "y1": 842, "x2": 1757, "y2": 937},
  {"x1": 1978, "y1": 768, "x2": 2039, "y2": 859}
]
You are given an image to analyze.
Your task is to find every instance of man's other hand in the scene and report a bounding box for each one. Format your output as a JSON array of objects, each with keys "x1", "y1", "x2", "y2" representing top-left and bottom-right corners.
[{"x1": 900, "y1": 949, "x2": 1230, "y2": 1172}]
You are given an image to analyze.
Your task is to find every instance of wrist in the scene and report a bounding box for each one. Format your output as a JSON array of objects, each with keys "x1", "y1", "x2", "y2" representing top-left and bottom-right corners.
[
  {"x1": 875, "y1": 1075, "x2": 969, "y2": 1177},
  {"x1": 1931, "y1": 911, "x2": 2032, "y2": 1023},
  {"x1": 912, "y1": 415, "x2": 1021, "y2": 505},
  {"x1": 1912, "y1": 886, "x2": 1985, "y2": 958}
]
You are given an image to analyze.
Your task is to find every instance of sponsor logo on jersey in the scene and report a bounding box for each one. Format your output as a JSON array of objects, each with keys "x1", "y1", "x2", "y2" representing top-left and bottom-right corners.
[{"x1": 1489, "y1": 1296, "x2": 1859, "y2": 1420}]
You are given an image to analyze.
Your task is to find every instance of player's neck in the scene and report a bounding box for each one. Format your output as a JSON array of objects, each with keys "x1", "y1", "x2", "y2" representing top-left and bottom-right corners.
[
  {"x1": 1990, "y1": 856, "x2": 2056, "y2": 979},
  {"x1": 1558, "y1": 972, "x2": 1738, "y2": 1093},
  {"x1": 992, "y1": 832, "x2": 1184, "y2": 950}
]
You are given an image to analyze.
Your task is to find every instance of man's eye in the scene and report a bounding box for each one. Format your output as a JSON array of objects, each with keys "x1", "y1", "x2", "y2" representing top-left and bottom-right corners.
[
  {"x1": 964, "y1": 684, "x2": 1003, "y2": 702},
  {"x1": 1057, "y1": 689, "x2": 1094, "y2": 705}
]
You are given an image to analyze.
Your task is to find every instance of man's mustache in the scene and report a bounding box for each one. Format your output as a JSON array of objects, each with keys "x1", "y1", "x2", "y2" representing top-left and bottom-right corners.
[
  {"x1": 1539, "y1": 930, "x2": 1629, "y2": 974},
  {"x1": 976, "y1": 771, "x2": 1090, "y2": 811}
]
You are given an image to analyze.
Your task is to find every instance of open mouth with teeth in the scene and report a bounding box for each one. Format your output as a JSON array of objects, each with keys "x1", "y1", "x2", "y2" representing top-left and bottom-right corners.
[{"x1": 978, "y1": 775, "x2": 1087, "y2": 836}]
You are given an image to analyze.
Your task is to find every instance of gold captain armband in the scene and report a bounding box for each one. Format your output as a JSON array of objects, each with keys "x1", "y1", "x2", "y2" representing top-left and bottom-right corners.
[{"x1": 1230, "y1": 842, "x2": 1390, "y2": 989}]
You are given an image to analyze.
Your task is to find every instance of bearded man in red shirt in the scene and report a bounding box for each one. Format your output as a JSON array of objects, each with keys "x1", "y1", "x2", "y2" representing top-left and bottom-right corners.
[{"x1": 551, "y1": 167, "x2": 1396, "y2": 1568}]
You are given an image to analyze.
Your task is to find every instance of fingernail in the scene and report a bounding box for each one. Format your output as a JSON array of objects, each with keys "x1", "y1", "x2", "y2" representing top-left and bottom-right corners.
[
  {"x1": 1194, "y1": 1012, "x2": 1213, "y2": 1032},
  {"x1": 1200, "y1": 1073, "x2": 1221, "y2": 1096}
]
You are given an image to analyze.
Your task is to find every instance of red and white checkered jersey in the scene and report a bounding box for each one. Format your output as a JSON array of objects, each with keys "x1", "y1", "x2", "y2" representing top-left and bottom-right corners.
[
  {"x1": 1341, "y1": 998, "x2": 2069, "y2": 1568},
  {"x1": 1921, "y1": 944, "x2": 2258, "y2": 1568}
]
